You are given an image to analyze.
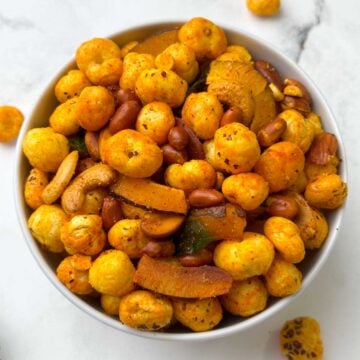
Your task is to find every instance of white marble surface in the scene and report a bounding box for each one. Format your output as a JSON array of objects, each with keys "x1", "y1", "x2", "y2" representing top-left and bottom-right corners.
[{"x1": 0, "y1": 0, "x2": 359, "y2": 359}]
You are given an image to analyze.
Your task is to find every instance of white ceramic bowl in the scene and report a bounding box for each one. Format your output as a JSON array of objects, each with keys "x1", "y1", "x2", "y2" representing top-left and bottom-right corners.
[{"x1": 14, "y1": 21, "x2": 347, "y2": 341}]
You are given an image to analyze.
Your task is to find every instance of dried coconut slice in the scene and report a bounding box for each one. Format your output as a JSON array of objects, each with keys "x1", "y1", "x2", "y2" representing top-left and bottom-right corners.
[{"x1": 133, "y1": 255, "x2": 233, "y2": 298}]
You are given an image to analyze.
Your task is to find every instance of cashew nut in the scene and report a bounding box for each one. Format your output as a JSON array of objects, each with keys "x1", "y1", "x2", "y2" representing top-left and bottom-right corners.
[
  {"x1": 285, "y1": 191, "x2": 329, "y2": 249},
  {"x1": 42, "y1": 151, "x2": 79, "y2": 205},
  {"x1": 61, "y1": 163, "x2": 118, "y2": 214}
]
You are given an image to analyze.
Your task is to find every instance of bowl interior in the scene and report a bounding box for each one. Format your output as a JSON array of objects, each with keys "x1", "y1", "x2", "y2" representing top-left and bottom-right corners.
[{"x1": 14, "y1": 21, "x2": 347, "y2": 341}]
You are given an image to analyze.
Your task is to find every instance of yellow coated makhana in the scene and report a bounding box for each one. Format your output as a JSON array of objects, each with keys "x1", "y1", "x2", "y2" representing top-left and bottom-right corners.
[
  {"x1": 60, "y1": 214, "x2": 106, "y2": 256},
  {"x1": 28, "y1": 204, "x2": 68, "y2": 253},
  {"x1": 119, "y1": 290, "x2": 173, "y2": 331},
  {"x1": 221, "y1": 277, "x2": 268, "y2": 317},
  {"x1": 172, "y1": 297, "x2": 223, "y2": 332},
  {"x1": 214, "y1": 123, "x2": 260, "y2": 174},
  {"x1": 104, "y1": 129, "x2": 163, "y2": 178},
  {"x1": 247, "y1": 0, "x2": 280, "y2": 17},
  {"x1": 280, "y1": 317, "x2": 323, "y2": 359},
  {"x1": 23, "y1": 127, "x2": 69, "y2": 172},
  {"x1": 182, "y1": 92, "x2": 223, "y2": 140},
  {"x1": 0, "y1": 105, "x2": 24, "y2": 142},
  {"x1": 214, "y1": 232, "x2": 275, "y2": 281},
  {"x1": 76, "y1": 37, "x2": 123, "y2": 86},
  {"x1": 89, "y1": 250, "x2": 135, "y2": 297},
  {"x1": 54, "y1": 69, "x2": 91, "y2": 103},
  {"x1": 178, "y1": 17, "x2": 227, "y2": 62},
  {"x1": 56, "y1": 254, "x2": 93, "y2": 295},
  {"x1": 165, "y1": 159, "x2": 216, "y2": 191}
]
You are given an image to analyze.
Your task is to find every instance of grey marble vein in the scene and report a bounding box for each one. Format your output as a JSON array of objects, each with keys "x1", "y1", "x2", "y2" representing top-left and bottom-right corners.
[
  {"x1": 293, "y1": 0, "x2": 325, "y2": 63},
  {"x1": 0, "y1": 12, "x2": 37, "y2": 30}
]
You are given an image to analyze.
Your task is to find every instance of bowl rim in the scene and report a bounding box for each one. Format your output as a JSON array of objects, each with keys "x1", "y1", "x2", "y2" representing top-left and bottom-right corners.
[{"x1": 14, "y1": 19, "x2": 348, "y2": 342}]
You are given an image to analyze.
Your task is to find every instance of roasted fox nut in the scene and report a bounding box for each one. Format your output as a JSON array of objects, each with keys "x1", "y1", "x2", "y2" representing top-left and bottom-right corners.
[
  {"x1": 136, "y1": 101, "x2": 175, "y2": 145},
  {"x1": 203, "y1": 139, "x2": 221, "y2": 170},
  {"x1": 76, "y1": 37, "x2": 123, "y2": 86},
  {"x1": 23, "y1": 127, "x2": 69, "y2": 173},
  {"x1": 24, "y1": 168, "x2": 49, "y2": 210},
  {"x1": 76, "y1": 86, "x2": 115, "y2": 132},
  {"x1": 304, "y1": 174, "x2": 347, "y2": 209},
  {"x1": 135, "y1": 68, "x2": 188, "y2": 108},
  {"x1": 221, "y1": 277, "x2": 268, "y2": 317},
  {"x1": 247, "y1": 0, "x2": 281, "y2": 17},
  {"x1": 119, "y1": 290, "x2": 173, "y2": 331},
  {"x1": 278, "y1": 109, "x2": 315, "y2": 153},
  {"x1": 0, "y1": 105, "x2": 24, "y2": 142},
  {"x1": 214, "y1": 233, "x2": 275, "y2": 281},
  {"x1": 255, "y1": 141, "x2": 305, "y2": 193},
  {"x1": 89, "y1": 249, "x2": 135, "y2": 297},
  {"x1": 101, "y1": 294, "x2": 121, "y2": 315},
  {"x1": 164, "y1": 159, "x2": 216, "y2": 191},
  {"x1": 264, "y1": 216, "x2": 305, "y2": 264},
  {"x1": 54, "y1": 69, "x2": 91, "y2": 103},
  {"x1": 120, "y1": 52, "x2": 155, "y2": 91},
  {"x1": 104, "y1": 129, "x2": 163, "y2": 178},
  {"x1": 306, "y1": 111, "x2": 324, "y2": 137},
  {"x1": 304, "y1": 156, "x2": 340, "y2": 182},
  {"x1": 264, "y1": 255, "x2": 302, "y2": 297},
  {"x1": 288, "y1": 169, "x2": 308, "y2": 194},
  {"x1": 214, "y1": 122, "x2": 261, "y2": 174},
  {"x1": 108, "y1": 219, "x2": 151, "y2": 259},
  {"x1": 155, "y1": 42, "x2": 199, "y2": 83},
  {"x1": 172, "y1": 297, "x2": 223, "y2": 332},
  {"x1": 178, "y1": 17, "x2": 228, "y2": 62},
  {"x1": 280, "y1": 317, "x2": 324, "y2": 360},
  {"x1": 222, "y1": 173, "x2": 269, "y2": 211},
  {"x1": 28, "y1": 204, "x2": 68, "y2": 253},
  {"x1": 56, "y1": 254, "x2": 93, "y2": 295},
  {"x1": 182, "y1": 92, "x2": 223, "y2": 140},
  {"x1": 49, "y1": 97, "x2": 81, "y2": 136},
  {"x1": 60, "y1": 214, "x2": 106, "y2": 256}
]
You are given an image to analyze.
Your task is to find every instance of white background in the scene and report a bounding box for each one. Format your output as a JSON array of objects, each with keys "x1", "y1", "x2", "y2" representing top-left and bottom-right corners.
[{"x1": 0, "y1": 0, "x2": 359, "y2": 359}]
